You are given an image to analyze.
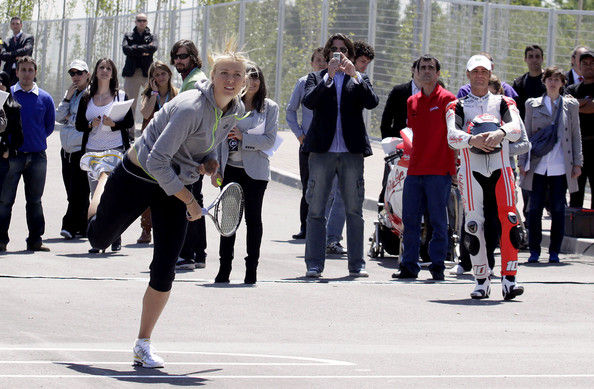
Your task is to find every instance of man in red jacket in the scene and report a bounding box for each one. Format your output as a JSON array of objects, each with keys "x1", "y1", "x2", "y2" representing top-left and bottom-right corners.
[{"x1": 393, "y1": 54, "x2": 456, "y2": 281}]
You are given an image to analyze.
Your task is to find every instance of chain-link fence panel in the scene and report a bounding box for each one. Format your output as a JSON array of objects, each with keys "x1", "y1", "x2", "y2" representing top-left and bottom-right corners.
[
  {"x1": 555, "y1": 11, "x2": 594, "y2": 70},
  {"x1": 0, "y1": 0, "x2": 592, "y2": 139}
]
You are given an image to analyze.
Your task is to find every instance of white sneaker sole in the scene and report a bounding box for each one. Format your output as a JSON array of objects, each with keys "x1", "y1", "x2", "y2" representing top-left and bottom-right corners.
[{"x1": 133, "y1": 354, "x2": 164, "y2": 368}]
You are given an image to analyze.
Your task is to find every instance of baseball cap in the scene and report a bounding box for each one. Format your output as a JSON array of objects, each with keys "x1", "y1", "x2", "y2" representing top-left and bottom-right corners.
[
  {"x1": 68, "y1": 59, "x2": 89, "y2": 72},
  {"x1": 579, "y1": 50, "x2": 594, "y2": 62},
  {"x1": 466, "y1": 55, "x2": 492, "y2": 71}
]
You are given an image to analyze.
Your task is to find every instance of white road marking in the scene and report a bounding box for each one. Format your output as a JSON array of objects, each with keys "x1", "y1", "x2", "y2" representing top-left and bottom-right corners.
[
  {"x1": 0, "y1": 347, "x2": 353, "y2": 366},
  {"x1": 1, "y1": 374, "x2": 594, "y2": 379}
]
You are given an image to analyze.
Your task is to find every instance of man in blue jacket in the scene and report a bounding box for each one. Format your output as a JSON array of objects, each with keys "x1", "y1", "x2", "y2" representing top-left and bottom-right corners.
[
  {"x1": 302, "y1": 33, "x2": 379, "y2": 278},
  {"x1": 0, "y1": 56, "x2": 54, "y2": 252}
]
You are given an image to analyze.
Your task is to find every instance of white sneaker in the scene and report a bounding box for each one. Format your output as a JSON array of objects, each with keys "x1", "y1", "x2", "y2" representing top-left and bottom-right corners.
[
  {"x1": 175, "y1": 257, "x2": 195, "y2": 270},
  {"x1": 133, "y1": 338, "x2": 164, "y2": 368},
  {"x1": 502, "y1": 277, "x2": 524, "y2": 300},
  {"x1": 449, "y1": 264, "x2": 468, "y2": 275},
  {"x1": 305, "y1": 270, "x2": 322, "y2": 278},
  {"x1": 470, "y1": 278, "x2": 491, "y2": 299}
]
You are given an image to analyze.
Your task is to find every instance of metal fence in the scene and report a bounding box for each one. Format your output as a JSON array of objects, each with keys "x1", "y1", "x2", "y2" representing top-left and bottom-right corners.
[{"x1": 1, "y1": 0, "x2": 593, "y2": 137}]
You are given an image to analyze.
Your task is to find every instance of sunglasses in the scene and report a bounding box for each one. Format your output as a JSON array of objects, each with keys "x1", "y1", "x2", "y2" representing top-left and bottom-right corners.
[
  {"x1": 330, "y1": 46, "x2": 348, "y2": 53},
  {"x1": 172, "y1": 53, "x2": 190, "y2": 60},
  {"x1": 136, "y1": 19, "x2": 147, "y2": 22},
  {"x1": 68, "y1": 70, "x2": 85, "y2": 76}
]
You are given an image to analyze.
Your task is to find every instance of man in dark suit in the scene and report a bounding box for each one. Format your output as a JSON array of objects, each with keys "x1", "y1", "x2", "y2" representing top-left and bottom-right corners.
[
  {"x1": 302, "y1": 33, "x2": 379, "y2": 278},
  {"x1": 0, "y1": 17, "x2": 34, "y2": 86},
  {"x1": 380, "y1": 61, "x2": 421, "y2": 139},
  {"x1": 566, "y1": 46, "x2": 589, "y2": 87}
]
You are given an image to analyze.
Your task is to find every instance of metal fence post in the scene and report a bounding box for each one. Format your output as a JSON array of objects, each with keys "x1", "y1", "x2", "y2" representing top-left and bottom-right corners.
[
  {"x1": 275, "y1": 0, "x2": 286, "y2": 103},
  {"x1": 367, "y1": 0, "x2": 377, "y2": 80},
  {"x1": 112, "y1": 16, "x2": 120, "y2": 65},
  {"x1": 421, "y1": 0, "x2": 432, "y2": 54},
  {"x1": 201, "y1": 5, "x2": 209, "y2": 69},
  {"x1": 320, "y1": 0, "x2": 329, "y2": 46},
  {"x1": 547, "y1": 9, "x2": 557, "y2": 67},
  {"x1": 481, "y1": 2, "x2": 490, "y2": 52},
  {"x1": 239, "y1": 0, "x2": 246, "y2": 48}
]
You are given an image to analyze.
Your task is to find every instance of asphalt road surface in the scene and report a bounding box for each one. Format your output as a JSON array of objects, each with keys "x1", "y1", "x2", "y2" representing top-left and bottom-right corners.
[{"x1": 1, "y1": 136, "x2": 593, "y2": 388}]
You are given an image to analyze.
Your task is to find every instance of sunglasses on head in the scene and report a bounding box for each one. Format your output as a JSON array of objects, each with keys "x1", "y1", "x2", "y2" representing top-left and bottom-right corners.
[
  {"x1": 68, "y1": 70, "x2": 84, "y2": 77},
  {"x1": 172, "y1": 53, "x2": 190, "y2": 60},
  {"x1": 330, "y1": 46, "x2": 348, "y2": 53},
  {"x1": 136, "y1": 19, "x2": 147, "y2": 22}
]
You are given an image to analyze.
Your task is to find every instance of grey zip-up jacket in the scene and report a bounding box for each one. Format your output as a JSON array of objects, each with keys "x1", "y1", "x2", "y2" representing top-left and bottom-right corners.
[
  {"x1": 55, "y1": 89, "x2": 85, "y2": 153},
  {"x1": 134, "y1": 79, "x2": 245, "y2": 196}
]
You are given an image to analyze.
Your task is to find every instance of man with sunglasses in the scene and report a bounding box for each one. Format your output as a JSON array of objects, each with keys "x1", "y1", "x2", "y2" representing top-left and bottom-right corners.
[
  {"x1": 55, "y1": 60, "x2": 90, "y2": 241},
  {"x1": 302, "y1": 33, "x2": 379, "y2": 278},
  {"x1": 122, "y1": 13, "x2": 158, "y2": 115},
  {"x1": 170, "y1": 39, "x2": 208, "y2": 271},
  {"x1": 170, "y1": 39, "x2": 207, "y2": 93}
]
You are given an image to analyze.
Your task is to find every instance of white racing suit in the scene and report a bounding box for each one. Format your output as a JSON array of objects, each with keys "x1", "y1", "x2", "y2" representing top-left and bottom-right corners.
[{"x1": 446, "y1": 92, "x2": 522, "y2": 280}]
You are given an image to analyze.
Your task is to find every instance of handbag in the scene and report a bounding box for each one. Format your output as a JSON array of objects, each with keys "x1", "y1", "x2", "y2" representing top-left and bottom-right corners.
[{"x1": 529, "y1": 96, "x2": 562, "y2": 158}]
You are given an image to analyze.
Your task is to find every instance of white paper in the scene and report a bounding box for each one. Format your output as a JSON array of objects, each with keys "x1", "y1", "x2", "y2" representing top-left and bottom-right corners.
[
  {"x1": 0, "y1": 90, "x2": 9, "y2": 107},
  {"x1": 246, "y1": 120, "x2": 265, "y2": 135},
  {"x1": 106, "y1": 99, "x2": 134, "y2": 122},
  {"x1": 263, "y1": 135, "x2": 283, "y2": 157}
]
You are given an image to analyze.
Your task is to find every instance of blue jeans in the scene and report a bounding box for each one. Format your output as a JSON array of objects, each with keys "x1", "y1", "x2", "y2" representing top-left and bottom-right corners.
[
  {"x1": 0, "y1": 152, "x2": 47, "y2": 245},
  {"x1": 529, "y1": 174, "x2": 567, "y2": 255},
  {"x1": 305, "y1": 152, "x2": 365, "y2": 273},
  {"x1": 325, "y1": 175, "x2": 345, "y2": 244},
  {"x1": 400, "y1": 174, "x2": 451, "y2": 275}
]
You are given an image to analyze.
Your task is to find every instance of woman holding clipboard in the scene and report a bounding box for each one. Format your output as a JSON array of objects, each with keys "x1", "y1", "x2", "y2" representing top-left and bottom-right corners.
[{"x1": 75, "y1": 57, "x2": 134, "y2": 252}]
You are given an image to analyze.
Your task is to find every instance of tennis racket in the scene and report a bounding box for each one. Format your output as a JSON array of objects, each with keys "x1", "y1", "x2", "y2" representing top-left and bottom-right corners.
[{"x1": 199, "y1": 182, "x2": 244, "y2": 237}]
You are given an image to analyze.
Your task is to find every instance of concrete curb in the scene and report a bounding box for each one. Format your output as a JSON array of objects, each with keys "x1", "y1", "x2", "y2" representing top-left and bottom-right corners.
[{"x1": 270, "y1": 167, "x2": 594, "y2": 257}]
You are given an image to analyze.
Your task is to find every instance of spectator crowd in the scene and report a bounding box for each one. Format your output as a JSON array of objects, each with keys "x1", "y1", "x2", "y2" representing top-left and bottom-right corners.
[{"x1": 0, "y1": 11, "x2": 593, "y2": 367}]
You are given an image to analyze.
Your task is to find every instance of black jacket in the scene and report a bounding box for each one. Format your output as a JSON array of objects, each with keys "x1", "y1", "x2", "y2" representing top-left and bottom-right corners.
[
  {"x1": 380, "y1": 80, "x2": 413, "y2": 139},
  {"x1": 75, "y1": 91, "x2": 135, "y2": 151},
  {"x1": 512, "y1": 72, "x2": 546, "y2": 120},
  {"x1": 0, "y1": 95, "x2": 23, "y2": 156},
  {"x1": 122, "y1": 27, "x2": 158, "y2": 77},
  {"x1": 0, "y1": 33, "x2": 34, "y2": 84},
  {"x1": 302, "y1": 70, "x2": 378, "y2": 156}
]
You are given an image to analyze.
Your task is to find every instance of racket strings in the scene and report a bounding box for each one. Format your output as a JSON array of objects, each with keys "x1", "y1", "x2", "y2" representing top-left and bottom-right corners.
[{"x1": 217, "y1": 185, "x2": 244, "y2": 236}]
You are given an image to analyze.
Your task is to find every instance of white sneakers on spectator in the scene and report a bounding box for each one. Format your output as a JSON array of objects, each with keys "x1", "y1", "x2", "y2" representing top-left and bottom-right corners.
[
  {"x1": 60, "y1": 229, "x2": 73, "y2": 240},
  {"x1": 133, "y1": 338, "x2": 164, "y2": 368},
  {"x1": 326, "y1": 242, "x2": 346, "y2": 255},
  {"x1": 349, "y1": 270, "x2": 369, "y2": 278},
  {"x1": 449, "y1": 264, "x2": 467, "y2": 275},
  {"x1": 176, "y1": 257, "x2": 195, "y2": 270}
]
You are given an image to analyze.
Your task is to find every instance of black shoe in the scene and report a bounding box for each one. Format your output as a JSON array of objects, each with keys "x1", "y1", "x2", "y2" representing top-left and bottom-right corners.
[
  {"x1": 88, "y1": 247, "x2": 105, "y2": 254},
  {"x1": 215, "y1": 261, "x2": 232, "y2": 283},
  {"x1": 0, "y1": 243, "x2": 6, "y2": 252},
  {"x1": 292, "y1": 231, "x2": 306, "y2": 239},
  {"x1": 244, "y1": 267, "x2": 257, "y2": 284},
  {"x1": 26, "y1": 242, "x2": 50, "y2": 252},
  {"x1": 111, "y1": 237, "x2": 122, "y2": 252},
  {"x1": 392, "y1": 270, "x2": 418, "y2": 279},
  {"x1": 430, "y1": 270, "x2": 445, "y2": 281}
]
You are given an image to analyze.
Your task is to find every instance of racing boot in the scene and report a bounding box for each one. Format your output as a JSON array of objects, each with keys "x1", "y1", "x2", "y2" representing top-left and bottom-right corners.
[
  {"x1": 470, "y1": 277, "x2": 491, "y2": 299},
  {"x1": 502, "y1": 275, "x2": 524, "y2": 300}
]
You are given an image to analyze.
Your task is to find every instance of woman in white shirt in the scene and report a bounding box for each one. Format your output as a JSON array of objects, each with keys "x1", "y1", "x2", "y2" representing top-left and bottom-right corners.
[
  {"x1": 213, "y1": 64, "x2": 278, "y2": 284},
  {"x1": 520, "y1": 67, "x2": 582, "y2": 263},
  {"x1": 76, "y1": 58, "x2": 134, "y2": 252}
]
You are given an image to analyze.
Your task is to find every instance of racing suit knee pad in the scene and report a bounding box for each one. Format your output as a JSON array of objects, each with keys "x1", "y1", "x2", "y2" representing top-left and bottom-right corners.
[{"x1": 463, "y1": 221, "x2": 480, "y2": 256}]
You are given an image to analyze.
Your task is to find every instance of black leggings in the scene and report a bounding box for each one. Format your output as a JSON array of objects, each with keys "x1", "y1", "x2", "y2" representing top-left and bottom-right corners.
[
  {"x1": 219, "y1": 165, "x2": 268, "y2": 265},
  {"x1": 87, "y1": 156, "x2": 188, "y2": 292}
]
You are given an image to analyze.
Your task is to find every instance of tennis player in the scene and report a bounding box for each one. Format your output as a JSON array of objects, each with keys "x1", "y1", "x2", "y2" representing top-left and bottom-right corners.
[{"x1": 86, "y1": 41, "x2": 250, "y2": 368}]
